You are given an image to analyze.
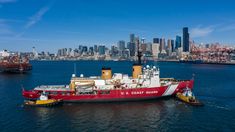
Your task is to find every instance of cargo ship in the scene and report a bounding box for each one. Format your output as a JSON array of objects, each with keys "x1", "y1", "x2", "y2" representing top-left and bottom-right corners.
[
  {"x1": 22, "y1": 40, "x2": 194, "y2": 102},
  {"x1": 0, "y1": 50, "x2": 32, "y2": 73}
]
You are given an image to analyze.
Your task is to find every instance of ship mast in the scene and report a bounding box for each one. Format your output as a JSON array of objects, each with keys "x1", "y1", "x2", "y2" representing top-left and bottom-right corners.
[
  {"x1": 136, "y1": 38, "x2": 142, "y2": 65},
  {"x1": 73, "y1": 63, "x2": 76, "y2": 76}
]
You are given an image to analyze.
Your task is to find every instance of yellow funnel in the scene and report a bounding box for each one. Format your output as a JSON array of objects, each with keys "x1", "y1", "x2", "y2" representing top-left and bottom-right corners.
[
  {"x1": 101, "y1": 67, "x2": 112, "y2": 80},
  {"x1": 132, "y1": 64, "x2": 142, "y2": 79}
]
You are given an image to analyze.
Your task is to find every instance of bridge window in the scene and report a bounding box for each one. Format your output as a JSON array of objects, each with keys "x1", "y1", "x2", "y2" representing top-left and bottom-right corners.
[{"x1": 100, "y1": 91, "x2": 110, "y2": 95}]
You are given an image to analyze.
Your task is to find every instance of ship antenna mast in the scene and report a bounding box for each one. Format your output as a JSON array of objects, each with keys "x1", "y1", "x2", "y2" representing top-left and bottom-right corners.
[
  {"x1": 74, "y1": 63, "x2": 76, "y2": 75},
  {"x1": 137, "y1": 38, "x2": 142, "y2": 65}
]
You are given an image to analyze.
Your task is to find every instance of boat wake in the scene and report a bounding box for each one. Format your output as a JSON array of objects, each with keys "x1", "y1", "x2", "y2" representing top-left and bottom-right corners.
[
  {"x1": 206, "y1": 102, "x2": 230, "y2": 110},
  {"x1": 196, "y1": 95, "x2": 235, "y2": 100}
]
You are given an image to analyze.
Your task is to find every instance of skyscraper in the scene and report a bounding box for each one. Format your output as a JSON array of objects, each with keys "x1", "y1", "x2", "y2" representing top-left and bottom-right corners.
[
  {"x1": 152, "y1": 43, "x2": 159, "y2": 59},
  {"x1": 160, "y1": 38, "x2": 165, "y2": 53},
  {"x1": 175, "y1": 35, "x2": 181, "y2": 49},
  {"x1": 94, "y1": 45, "x2": 98, "y2": 53},
  {"x1": 128, "y1": 42, "x2": 135, "y2": 56},
  {"x1": 117, "y1": 40, "x2": 125, "y2": 51},
  {"x1": 183, "y1": 27, "x2": 189, "y2": 52},
  {"x1": 89, "y1": 47, "x2": 94, "y2": 55},
  {"x1": 111, "y1": 45, "x2": 118, "y2": 56},
  {"x1": 152, "y1": 38, "x2": 160, "y2": 59},
  {"x1": 171, "y1": 39, "x2": 174, "y2": 52},
  {"x1": 128, "y1": 34, "x2": 136, "y2": 57},
  {"x1": 130, "y1": 34, "x2": 135, "y2": 43},
  {"x1": 134, "y1": 36, "x2": 140, "y2": 56},
  {"x1": 146, "y1": 42, "x2": 152, "y2": 52},
  {"x1": 167, "y1": 39, "x2": 172, "y2": 56},
  {"x1": 82, "y1": 46, "x2": 88, "y2": 53},
  {"x1": 153, "y1": 38, "x2": 159, "y2": 43},
  {"x1": 140, "y1": 43, "x2": 147, "y2": 53},
  {"x1": 98, "y1": 45, "x2": 105, "y2": 55}
]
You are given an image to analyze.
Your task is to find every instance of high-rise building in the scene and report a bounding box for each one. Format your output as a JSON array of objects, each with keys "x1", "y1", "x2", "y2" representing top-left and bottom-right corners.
[
  {"x1": 205, "y1": 44, "x2": 210, "y2": 48},
  {"x1": 63, "y1": 48, "x2": 68, "y2": 56},
  {"x1": 171, "y1": 40, "x2": 174, "y2": 52},
  {"x1": 146, "y1": 42, "x2": 152, "y2": 52},
  {"x1": 141, "y1": 43, "x2": 147, "y2": 52},
  {"x1": 183, "y1": 27, "x2": 190, "y2": 52},
  {"x1": 111, "y1": 45, "x2": 118, "y2": 56},
  {"x1": 68, "y1": 48, "x2": 72, "y2": 56},
  {"x1": 167, "y1": 39, "x2": 172, "y2": 56},
  {"x1": 59, "y1": 48, "x2": 64, "y2": 56},
  {"x1": 74, "y1": 48, "x2": 79, "y2": 56},
  {"x1": 152, "y1": 43, "x2": 159, "y2": 59},
  {"x1": 94, "y1": 45, "x2": 98, "y2": 53},
  {"x1": 105, "y1": 47, "x2": 110, "y2": 55},
  {"x1": 82, "y1": 46, "x2": 88, "y2": 53},
  {"x1": 167, "y1": 39, "x2": 172, "y2": 49},
  {"x1": 123, "y1": 49, "x2": 130, "y2": 58},
  {"x1": 89, "y1": 47, "x2": 94, "y2": 55},
  {"x1": 175, "y1": 35, "x2": 181, "y2": 49},
  {"x1": 128, "y1": 42, "x2": 136, "y2": 56},
  {"x1": 57, "y1": 48, "x2": 67, "y2": 56},
  {"x1": 127, "y1": 42, "x2": 130, "y2": 49},
  {"x1": 79, "y1": 45, "x2": 83, "y2": 51},
  {"x1": 117, "y1": 40, "x2": 125, "y2": 51},
  {"x1": 130, "y1": 34, "x2": 135, "y2": 43},
  {"x1": 160, "y1": 38, "x2": 165, "y2": 53},
  {"x1": 153, "y1": 38, "x2": 159, "y2": 43},
  {"x1": 135, "y1": 37, "x2": 140, "y2": 56},
  {"x1": 98, "y1": 45, "x2": 105, "y2": 55},
  {"x1": 126, "y1": 34, "x2": 136, "y2": 57}
]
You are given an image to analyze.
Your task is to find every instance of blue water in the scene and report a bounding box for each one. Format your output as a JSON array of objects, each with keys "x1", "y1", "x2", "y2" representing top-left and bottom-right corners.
[{"x1": 0, "y1": 61, "x2": 235, "y2": 131}]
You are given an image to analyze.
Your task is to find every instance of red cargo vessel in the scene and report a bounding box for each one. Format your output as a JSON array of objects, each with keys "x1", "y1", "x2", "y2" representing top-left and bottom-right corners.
[{"x1": 0, "y1": 55, "x2": 32, "y2": 73}]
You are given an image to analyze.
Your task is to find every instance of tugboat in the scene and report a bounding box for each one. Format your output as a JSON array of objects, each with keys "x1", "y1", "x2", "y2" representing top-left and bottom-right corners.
[
  {"x1": 22, "y1": 40, "x2": 194, "y2": 102},
  {"x1": 24, "y1": 91, "x2": 62, "y2": 107},
  {"x1": 0, "y1": 50, "x2": 32, "y2": 73},
  {"x1": 176, "y1": 88, "x2": 203, "y2": 106}
]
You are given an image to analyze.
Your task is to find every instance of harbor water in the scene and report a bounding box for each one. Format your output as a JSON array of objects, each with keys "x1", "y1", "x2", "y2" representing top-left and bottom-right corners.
[{"x1": 0, "y1": 61, "x2": 235, "y2": 131}]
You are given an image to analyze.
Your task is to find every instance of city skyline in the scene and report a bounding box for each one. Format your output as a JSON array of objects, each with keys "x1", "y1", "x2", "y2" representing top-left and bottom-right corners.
[
  {"x1": 1, "y1": 0, "x2": 235, "y2": 52},
  {"x1": 1, "y1": 31, "x2": 234, "y2": 63}
]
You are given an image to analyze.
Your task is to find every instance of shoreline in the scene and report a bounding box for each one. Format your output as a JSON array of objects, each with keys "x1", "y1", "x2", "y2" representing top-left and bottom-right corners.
[
  {"x1": 29, "y1": 59, "x2": 235, "y2": 65},
  {"x1": 157, "y1": 60, "x2": 235, "y2": 65}
]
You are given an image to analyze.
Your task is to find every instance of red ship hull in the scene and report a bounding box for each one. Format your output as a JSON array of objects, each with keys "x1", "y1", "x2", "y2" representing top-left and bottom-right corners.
[
  {"x1": 0, "y1": 63, "x2": 32, "y2": 73},
  {"x1": 22, "y1": 80, "x2": 194, "y2": 102}
]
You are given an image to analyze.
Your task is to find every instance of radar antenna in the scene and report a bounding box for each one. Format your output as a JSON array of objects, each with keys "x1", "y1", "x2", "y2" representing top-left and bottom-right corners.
[
  {"x1": 74, "y1": 63, "x2": 77, "y2": 75},
  {"x1": 137, "y1": 38, "x2": 142, "y2": 65}
]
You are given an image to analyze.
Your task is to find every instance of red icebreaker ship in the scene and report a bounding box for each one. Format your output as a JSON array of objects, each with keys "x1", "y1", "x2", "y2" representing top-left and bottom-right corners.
[
  {"x1": 22, "y1": 64, "x2": 194, "y2": 102},
  {"x1": 22, "y1": 40, "x2": 193, "y2": 102}
]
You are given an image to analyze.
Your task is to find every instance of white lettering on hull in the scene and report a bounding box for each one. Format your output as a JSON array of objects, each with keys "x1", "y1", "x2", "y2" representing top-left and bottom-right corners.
[{"x1": 120, "y1": 91, "x2": 159, "y2": 95}]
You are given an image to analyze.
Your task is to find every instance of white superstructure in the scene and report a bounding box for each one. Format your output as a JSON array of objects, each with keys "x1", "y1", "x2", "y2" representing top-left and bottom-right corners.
[
  {"x1": 33, "y1": 65, "x2": 179, "y2": 94},
  {"x1": 70, "y1": 65, "x2": 162, "y2": 91}
]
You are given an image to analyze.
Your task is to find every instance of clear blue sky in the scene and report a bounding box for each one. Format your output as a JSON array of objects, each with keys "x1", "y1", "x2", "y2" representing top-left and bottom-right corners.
[{"x1": 1, "y1": 0, "x2": 235, "y2": 52}]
